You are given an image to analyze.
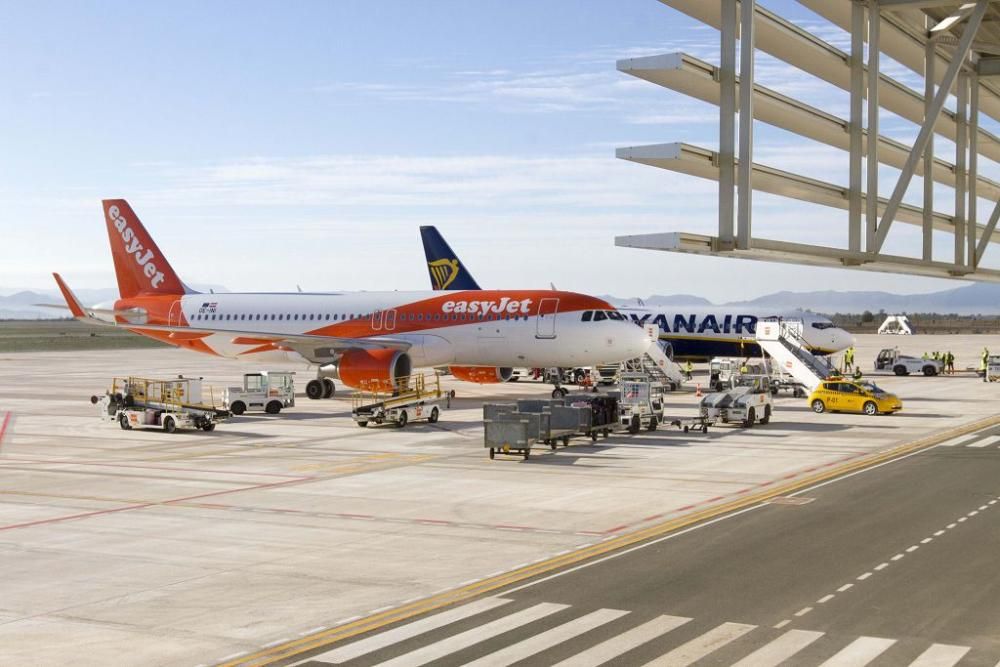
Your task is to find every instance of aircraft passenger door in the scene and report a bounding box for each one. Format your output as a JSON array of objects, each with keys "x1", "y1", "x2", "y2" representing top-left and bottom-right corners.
[
  {"x1": 168, "y1": 300, "x2": 183, "y2": 326},
  {"x1": 384, "y1": 309, "x2": 397, "y2": 331},
  {"x1": 535, "y1": 298, "x2": 559, "y2": 339},
  {"x1": 371, "y1": 310, "x2": 383, "y2": 331}
]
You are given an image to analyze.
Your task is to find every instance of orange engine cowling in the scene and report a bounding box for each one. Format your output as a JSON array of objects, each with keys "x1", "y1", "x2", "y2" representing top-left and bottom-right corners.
[
  {"x1": 449, "y1": 366, "x2": 514, "y2": 384},
  {"x1": 338, "y1": 349, "x2": 412, "y2": 391}
]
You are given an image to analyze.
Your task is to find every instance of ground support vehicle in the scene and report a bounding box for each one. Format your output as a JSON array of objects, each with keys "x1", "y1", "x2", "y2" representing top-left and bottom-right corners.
[
  {"x1": 874, "y1": 348, "x2": 942, "y2": 376},
  {"x1": 699, "y1": 375, "x2": 774, "y2": 428},
  {"x1": 984, "y1": 355, "x2": 1000, "y2": 382},
  {"x1": 351, "y1": 374, "x2": 448, "y2": 428},
  {"x1": 619, "y1": 375, "x2": 667, "y2": 434},
  {"x1": 93, "y1": 376, "x2": 229, "y2": 433},
  {"x1": 225, "y1": 371, "x2": 295, "y2": 415},
  {"x1": 808, "y1": 379, "x2": 902, "y2": 415}
]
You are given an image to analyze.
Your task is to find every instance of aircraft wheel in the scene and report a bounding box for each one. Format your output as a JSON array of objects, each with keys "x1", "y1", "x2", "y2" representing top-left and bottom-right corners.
[
  {"x1": 306, "y1": 379, "x2": 325, "y2": 400},
  {"x1": 322, "y1": 378, "x2": 335, "y2": 398}
]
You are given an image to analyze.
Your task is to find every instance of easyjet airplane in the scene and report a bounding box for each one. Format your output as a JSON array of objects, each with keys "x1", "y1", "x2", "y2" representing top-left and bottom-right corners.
[{"x1": 49, "y1": 200, "x2": 652, "y2": 400}]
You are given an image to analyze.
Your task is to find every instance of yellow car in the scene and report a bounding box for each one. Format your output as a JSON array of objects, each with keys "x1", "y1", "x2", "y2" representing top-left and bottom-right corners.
[{"x1": 808, "y1": 380, "x2": 902, "y2": 415}]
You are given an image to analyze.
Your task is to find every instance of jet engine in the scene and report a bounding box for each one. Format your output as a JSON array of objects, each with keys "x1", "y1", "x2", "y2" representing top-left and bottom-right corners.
[
  {"x1": 449, "y1": 366, "x2": 514, "y2": 383},
  {"x1": 338, "y1": 349, "x2": 412, "y2": 391}
]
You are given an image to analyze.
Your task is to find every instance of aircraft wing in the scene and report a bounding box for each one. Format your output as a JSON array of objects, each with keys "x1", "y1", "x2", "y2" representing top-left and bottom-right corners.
[{"x1": 120, "y1": 322, "x2": 412, "y2": 361}]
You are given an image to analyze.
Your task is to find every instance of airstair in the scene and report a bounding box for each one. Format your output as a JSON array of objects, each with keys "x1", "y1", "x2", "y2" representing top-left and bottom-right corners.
[
  {"x1": 754, "y1": 318, "x2": 835, "y2": 393},
  {"x1": 620, "y1": 338, "x2": 686, "y2": 388}
]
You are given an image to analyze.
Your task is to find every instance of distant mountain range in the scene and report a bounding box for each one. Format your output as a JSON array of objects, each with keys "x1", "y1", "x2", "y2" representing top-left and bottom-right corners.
[
  {"x1": 603, "y1": 282, "x2": 1000, "y2": 316},
  {"x1": 4, "y1": 281, "x2": 1000, "y2": 319}
]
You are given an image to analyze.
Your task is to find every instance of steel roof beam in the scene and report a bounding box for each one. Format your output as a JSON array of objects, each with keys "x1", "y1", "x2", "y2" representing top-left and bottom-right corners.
[
  {"x1": 614, "y1": 231, "x2": 1000, "y2": 282},
  {"x1": 616, "y1": 53, "x2": 1000, "y2": 201},
  {"x1": 616, "y1": 143, "x2": 971, "y2": 235},
  {"x1": 979, "y1": 57, "x2": 1000, "y2": 76},
  {"x1": 798, "y1": 0, "x2": 1000, "y2": 128},
  {"x1": 873, "y1": 0, "x2": 988, "y2": 252},
  {"x1": 661, "y1": 1, "x2": 1000, "y2": 152}
]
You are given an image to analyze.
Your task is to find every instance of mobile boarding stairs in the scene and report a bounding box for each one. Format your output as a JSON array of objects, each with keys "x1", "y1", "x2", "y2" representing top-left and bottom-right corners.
[
  {"x1": 753, "y1": 318, "x2": 836, "y2": 393},
  {"x1": 618, "y1": 327, "x2": 686, "y2": 389}
]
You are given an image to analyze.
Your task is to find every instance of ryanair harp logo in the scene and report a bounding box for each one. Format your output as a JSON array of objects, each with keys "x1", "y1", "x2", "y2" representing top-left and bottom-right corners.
[{"x1": 428, "y1": 258, "x2": 460, "y2": 290}]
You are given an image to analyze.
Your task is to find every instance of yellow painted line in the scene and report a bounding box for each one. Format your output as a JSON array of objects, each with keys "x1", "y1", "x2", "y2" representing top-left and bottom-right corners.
[{"x1": 223, "y1": 415, "x2": 1000, "y2": 667}]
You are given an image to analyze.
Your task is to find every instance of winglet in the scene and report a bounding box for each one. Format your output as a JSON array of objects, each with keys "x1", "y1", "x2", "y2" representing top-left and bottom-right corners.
[{"x1": 52, "y1": 273, "x2": 87, "y2": 319}]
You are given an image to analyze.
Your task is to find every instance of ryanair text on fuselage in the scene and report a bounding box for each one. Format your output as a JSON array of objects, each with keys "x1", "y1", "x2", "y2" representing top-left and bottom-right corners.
[{"x1": 627, "y1": 312, "x2": 757, "y2": 336}]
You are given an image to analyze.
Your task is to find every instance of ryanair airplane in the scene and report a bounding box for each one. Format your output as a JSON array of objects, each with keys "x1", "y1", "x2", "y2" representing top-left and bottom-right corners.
[{"x1": 419, "y1": 226, "x2": 854, "y2": 361}]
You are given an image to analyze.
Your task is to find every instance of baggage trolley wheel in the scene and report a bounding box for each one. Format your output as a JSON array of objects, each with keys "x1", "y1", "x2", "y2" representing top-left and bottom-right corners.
[
  {"x1": 549, "y1": 440, "x2": 556, "y2": 450},
  {"x1": 489, "y1": 448, "x2": 495, "y2": 460},
  {"x1": 590, "y1": 432, "x2": 598, "y2": 442},
  {"x1": 702, "y1": 425, "x2": 709, "y2": 434},
  {"x1": 562, "y1": 435, "x2": 570, "y2": 446},
  {"x1": 683, "y1": 425, "x2": 689, "y2": 433},
  {"x1": 523, "y1": 449, "x2": 531, "y2": 460},
  {"x1": 603, "y1": 429, "x2": 609, "y2": 438}
]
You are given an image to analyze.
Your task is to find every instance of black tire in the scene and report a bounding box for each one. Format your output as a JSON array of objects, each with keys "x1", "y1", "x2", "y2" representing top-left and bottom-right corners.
[
  {"x1": 743, "y1": 408, "x2": 755, "y2": 429},
  {"x1": 509, "y1": 377, "x2": 519, "y2": 382},
  {"x1": 551, "y1": 389, "x2": 563, "y2": 399},
  {"x1": 265, "y1": 401, "x2": 281, "y2": 414},
  {"x1": 119, "y1": 414, "x2": 131, "y2": 430},
  {"x1": 573, "y1": 369, "x2": 585, "y2": 384},
  {"x1": 922, "y1": 366, "x2": 937, "y2": 377},
  {"x1": 560, "y1": 387, "x2": 569, "y2": 397},
  {"x1": 683, "y1": 425, "x2": 690, "y2": 433},
  {"x1": 357, "y1": 421, "x2": 368, "y2": 428},
  {"x1": 591, "y1": 432, "x2": 598, "y2": 442},
  {"x1": 863, "y1": 401, "x2": 879, "y2": 416},
  {"x1": 647, "y1": 416, "x2": 658, "y2": 432},
  {"x1": 761, "y1": 405, "x2": 772, "y2": 425},
  {"x1": 628, "y1": 415, "x2": 640, "y2": 434},
  {"x1": 202, "y1": 423, "x2": 215, "y2": 432},
  {"x1": 603, "y1": 429, "x2": 609, "y2": 439},
  {"x1": 812, "y1": 399, "x2": 826, "y2": 414},
  {"x1": 550, "y1": 440, "x2": 556, "y2": 450},
  {"x1": 163, "y1": 417, "x2": 176, "y2": 433},
  {"x1": 524, "y1": 449, "x2": 530, "y2": 460},
  {"x1": 305, "y1": 379, "x2": 325, "y2": 400},
  {"x1": 562, "y1": 435, "x2": 570, "y2": 446},
  {"x1": 322, "y1": 378, "x2": 335, "y2": 398},
  {"x1": 702, "y1": 425, "x2": 709, "y2": 434},
  {"x1": 428, "y1": 407, "x2": 439, "y2": 424},
  {"x1": 893, "y1": 365, "x2": 908, "y2": 376},
  {"x1": 489, "y1": 447, "x2": 495, "y2": 459},
  {"x1": 397, "y1": 411, "x2": 408, "y2": 428},
  {"x1": 230, "y1": 401, "x2": 246, "y2": 416}
]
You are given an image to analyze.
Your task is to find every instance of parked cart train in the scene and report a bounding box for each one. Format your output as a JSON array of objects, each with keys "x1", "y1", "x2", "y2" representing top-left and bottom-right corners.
[
  {"x1": 93, "y1": 376, "x2": 229, "y2": 433},
  {"x1": 483, "y1": 394, "x2": 622, "y2": 460}
]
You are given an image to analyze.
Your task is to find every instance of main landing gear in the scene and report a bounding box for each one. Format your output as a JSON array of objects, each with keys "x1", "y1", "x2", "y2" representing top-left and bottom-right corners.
[{"x1": 306, "y1": 377, "x2": 336, "y2": 400}]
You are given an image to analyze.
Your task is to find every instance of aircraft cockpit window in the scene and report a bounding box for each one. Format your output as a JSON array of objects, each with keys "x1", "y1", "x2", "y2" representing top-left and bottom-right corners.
[
  {"x1": 607, "y1": 311, "x2": 625, "y2": 321},
  {"x1": 581, "y1": 311, "x2": 593, "y2": 322},
  {"x1": 811, "y1": 322, "x2": 834, "y2": 330},
  {"x1": 593, "y1": 311, "x2": 608, "y2": 322}
]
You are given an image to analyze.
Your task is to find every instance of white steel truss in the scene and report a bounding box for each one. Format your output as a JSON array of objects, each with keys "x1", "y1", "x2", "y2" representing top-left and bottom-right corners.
[{"x1": 618, "y1": 0, "x2": 1000, "y2": 281}]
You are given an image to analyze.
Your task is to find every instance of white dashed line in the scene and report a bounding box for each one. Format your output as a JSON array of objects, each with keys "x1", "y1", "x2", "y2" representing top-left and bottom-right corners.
[
  {"x1": 218, "y1": 653, "x2": 247, "y2": 662},
  {"x1": 958, "y1": 517, "x2": 968, "y2": 523},
  {"x1": 906, "y1": 545, "x2": 920, "y2": 553},
  {"x1": 818, "y1": 594, "x2": 835, "y2": 604},
  {"x1": 947, "y1": 522, "x2": 958, "y2": 529},
  {"x1": 990, "y1": 500, "x2": 998, "y2": 505},
  {"x1": 979, "y1": 505, "x2": 989, "y2": 511},
  {"x1": 837, "y1": 583, "x2": 854, "y2": 592},
  {"x1": 263, "y1": 638, "x2": 291, "y2": 648},
  {"x1": 337, "y1": 615, "x2": 361, "y2": 625},
  {"x1": 875, "y1": 562, "x2": 889, "y2": 571},
  {"x1": 891, "y1": 554, "x2": 905, "y2": 561},
  {"x1": 934, "y1": 530, "x2": 945, "y2": 536},
  {"x1": 774, "y1": 619, "x2": 791, "y2": 629},
  {"x1": 857, "y1": 572, "x2": 873, "y2": 580},
  {"x1": 299, "y1": 626, "x2": 327, "y2": 636},
  {"x1": 921, "y1": 537, "x2": 932, "y2": 544},
  {"x1": 968, "y1": 511, "x2": 979, "y2": 517},
  {"x1": 794, "y1": 607, "x2": 813, "y2": 617}
]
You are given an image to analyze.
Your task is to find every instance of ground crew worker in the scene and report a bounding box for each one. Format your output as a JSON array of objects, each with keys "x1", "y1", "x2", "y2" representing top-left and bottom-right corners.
[
  {"x1": 843, "y1": 347, "x2": 852, "y2": 372},
  {"x1": 922, "y1": 352, "x2": 928, "y2": 360},
  {"x1": 684, "y1": 361, "x2": 693, "y2": 380},
  {"x1": 982, "y1": 348, "x2": 990, "y2": 380},
  {"x1": 946, "y1": 351, "x2": 955, "y2": 374}
]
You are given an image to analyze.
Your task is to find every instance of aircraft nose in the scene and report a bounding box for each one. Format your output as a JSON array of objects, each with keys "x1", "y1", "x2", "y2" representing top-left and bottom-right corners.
[{"x1": 626, "y1": 321, "x2": 654, "y2": 357}]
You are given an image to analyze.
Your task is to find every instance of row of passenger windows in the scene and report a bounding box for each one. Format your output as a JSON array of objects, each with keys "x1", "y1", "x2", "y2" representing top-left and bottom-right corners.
[
  {"x1": 580, "y1": 310, "x2": 627, "y2": 322},
  {"x1": 191, "y1": 312, "x2": 532, "y2": 323}
]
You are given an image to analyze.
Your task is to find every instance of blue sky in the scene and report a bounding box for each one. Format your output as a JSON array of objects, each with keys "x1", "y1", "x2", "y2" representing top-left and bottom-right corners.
[{"x1": 2, "y1": 0, "x2": 997, "y2": 301}]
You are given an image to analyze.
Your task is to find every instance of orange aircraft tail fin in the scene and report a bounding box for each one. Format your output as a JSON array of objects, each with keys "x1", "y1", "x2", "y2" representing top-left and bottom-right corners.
[{"x1": 102, "y1": 199, "x2": 193, "y2": 298}]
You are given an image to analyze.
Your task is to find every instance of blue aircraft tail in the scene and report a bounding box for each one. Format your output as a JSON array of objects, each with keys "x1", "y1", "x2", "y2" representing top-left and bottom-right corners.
[{"x1": 419, "y1": 226, "x2": 482, "y2": 290}]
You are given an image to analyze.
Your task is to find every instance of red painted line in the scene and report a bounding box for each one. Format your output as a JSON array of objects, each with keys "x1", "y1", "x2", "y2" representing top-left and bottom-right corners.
[
  {"x1": 0, "y1": 476, "x2": 310, "y2": 534},
  {"x1": 603, "y1": 524, "x2": 629, "y2": 534},
  {"x1": 677, "y1": 504, "x2": 696, "y2": 511},
  {"x1": 0, "y1": 412, "x2": 12, "y2": 448},
  {"x1": 643, "y1": 514, "x2": 664, "y2": 521},
  {"x1": 759, "y1": 481, "x2": 774, "y2": 486},
  {"x1": 707, "y1": 496, "x2": 725, "y2": 502},
  {"x1": 735, "y1": 488, "x2": 752, "y2": 494}
]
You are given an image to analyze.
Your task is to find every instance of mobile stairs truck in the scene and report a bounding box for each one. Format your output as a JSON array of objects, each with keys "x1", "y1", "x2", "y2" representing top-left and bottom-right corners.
[
  {"x1": 351, "y1": 373, "x2": 449, "y2": 428},
  {"x1": 753, "y1": 318, "x2": 837, "y2": 395},
  {"x1": 93, "y1": 376, "x2": 230, "y2": 433}
]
